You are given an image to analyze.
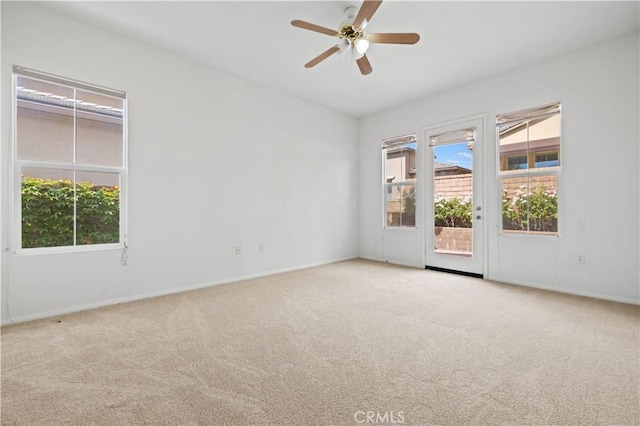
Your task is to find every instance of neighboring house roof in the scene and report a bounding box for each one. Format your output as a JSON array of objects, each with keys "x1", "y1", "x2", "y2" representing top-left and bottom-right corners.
[
  {"x1": 435, "y1": 162, "x2": 471, "y2": 174},
  {"x1": 16, "y1": 89, "x2": 123, "y2": 118}
]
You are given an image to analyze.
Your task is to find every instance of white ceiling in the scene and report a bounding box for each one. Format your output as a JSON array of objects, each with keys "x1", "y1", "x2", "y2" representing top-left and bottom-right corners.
[{"x1": 43, "y1": 1, "x2": 639, "y2": 118}]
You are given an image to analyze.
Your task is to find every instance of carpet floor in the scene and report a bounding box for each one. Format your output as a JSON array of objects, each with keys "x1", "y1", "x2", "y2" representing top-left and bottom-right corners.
[{"x1": 1, "y1": 259, "x2": 638, "y2": 425}]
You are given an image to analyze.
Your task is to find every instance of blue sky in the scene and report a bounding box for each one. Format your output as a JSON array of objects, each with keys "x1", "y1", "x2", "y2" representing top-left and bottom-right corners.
[{"x1": 433, "y1": 142, "x2": 472, "y2": 169}]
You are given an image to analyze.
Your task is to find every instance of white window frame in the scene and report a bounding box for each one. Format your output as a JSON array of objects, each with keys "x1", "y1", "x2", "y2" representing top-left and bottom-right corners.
[
  {"x1": 382, "y1": 134, "x2": 417, "y2": 229},
  {"x1": 497, "y1": 102, "x2": 561, "y2": 237},
  {"x1": 11, "y1": 66, "x2": 128, "y2": 254}
]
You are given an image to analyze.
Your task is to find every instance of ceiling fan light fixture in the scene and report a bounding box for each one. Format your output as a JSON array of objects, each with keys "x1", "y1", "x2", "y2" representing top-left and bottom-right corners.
[
  {"x1": 291, "y1": 0, "x2": 421, "y2": 75},
  {"x1": 339, "y1": 36, "x2": 368, "y2": 63},
  {"x1": 355, "y1": 38, "x2": 369, "y2": 55},
  {"x1": 339, "y1": 38, "x2": 351, "y2": 53},
  {"x1": 340, "y1": 39, "x2": 357, "y2": 63}
]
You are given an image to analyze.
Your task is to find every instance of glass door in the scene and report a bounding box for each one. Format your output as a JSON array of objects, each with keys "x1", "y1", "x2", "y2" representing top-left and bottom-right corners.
[{"x1": 424, "y1": 117, "x2": 484, "y2": 276}]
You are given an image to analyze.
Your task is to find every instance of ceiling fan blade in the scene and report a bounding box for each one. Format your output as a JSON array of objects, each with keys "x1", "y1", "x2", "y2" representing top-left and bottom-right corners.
[
  {"x1": 368, "y1": 33, "x2": 420, "y2": 44},
  {"x1": 291, "y1": 20, "x2": 338, "y2": 37},
  {"x1": 305, "y1": 45, "x2": 340, "y2": 68},
  {"x1": 353, "y1": 0, "x2": 383, "y2": 29},
  {"x1": 356, "y1": 54, "x2": 373, "y2": 75}
]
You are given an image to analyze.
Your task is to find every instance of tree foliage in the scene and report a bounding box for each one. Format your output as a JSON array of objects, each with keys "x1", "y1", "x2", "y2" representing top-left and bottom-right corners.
[{"x1": 22, "y1": 177, "x2": 120, "y2": 248}]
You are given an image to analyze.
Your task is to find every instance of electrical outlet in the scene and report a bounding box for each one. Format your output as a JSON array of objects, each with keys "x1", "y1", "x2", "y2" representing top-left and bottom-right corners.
[
  {"x1": 259, "y1": 243, "x2": 264, "y2": 253},
  {"x1": 577, "y1": 254, "x2": 585, "y2": 264},
  {"x1": 577, "y1": 219, "x2": 586, "y2": 231},
  {"x1": 235, "y1": 246, "x2": 242, "y2": 255}
]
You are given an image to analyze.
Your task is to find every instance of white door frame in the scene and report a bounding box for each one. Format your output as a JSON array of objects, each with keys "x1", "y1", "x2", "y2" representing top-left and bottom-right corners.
[{"x1": 422, "y1": 114, "x2": 487, "y2": 277}]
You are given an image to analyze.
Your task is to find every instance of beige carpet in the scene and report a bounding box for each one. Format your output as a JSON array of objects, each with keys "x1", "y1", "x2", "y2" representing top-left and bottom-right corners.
[{"x1": 1, "y1": 259, "x2": 638, "y2": 425}]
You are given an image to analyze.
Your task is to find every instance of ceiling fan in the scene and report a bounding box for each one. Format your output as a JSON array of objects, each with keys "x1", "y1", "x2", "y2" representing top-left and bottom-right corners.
[{"x1": 291, "y1": 0, "x2": 420, "y2": 75}]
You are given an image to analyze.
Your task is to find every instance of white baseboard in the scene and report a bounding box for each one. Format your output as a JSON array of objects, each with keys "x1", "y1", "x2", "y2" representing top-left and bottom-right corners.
[
  {"x1": 359, "y1": 256, "x2": 639, "y2": 305},
  {"x1": 1, "y1": 255, "x2": 359, "y2": 326},
  {"x1": 4, "y1": 254, "x2": 635, "y2": 325},
  {"x1": 357, "y1": 255, "x2": 423, "y2": 269},
  {"x1": 487, "y1": 276, "x2": 640, "y2": 306}
]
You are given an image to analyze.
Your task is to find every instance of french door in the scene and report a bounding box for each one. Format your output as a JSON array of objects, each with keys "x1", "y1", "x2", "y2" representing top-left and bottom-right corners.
[{"x1": 424, "y1": 117, "x2": 484, "y2": 276}]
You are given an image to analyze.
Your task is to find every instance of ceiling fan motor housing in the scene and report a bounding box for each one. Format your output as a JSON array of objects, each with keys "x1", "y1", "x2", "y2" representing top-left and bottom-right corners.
[
  {"x1": 339, "y1": 6, "x2": 366, "y2": 41},
  {"x1": 339, "y1": 24, "x2": 366, "y2": 43}
]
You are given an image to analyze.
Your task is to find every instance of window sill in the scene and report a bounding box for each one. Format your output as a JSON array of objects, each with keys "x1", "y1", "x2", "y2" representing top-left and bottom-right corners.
[
  {"x1": 13, "y1": 243, "x2": 125, "y2": 257},
  {"x1": 384, "y1": 226, "x2": 417, "y2": 232},
  {"x1": 498, "y1": 231, "x2": 559, "y2": 239}
]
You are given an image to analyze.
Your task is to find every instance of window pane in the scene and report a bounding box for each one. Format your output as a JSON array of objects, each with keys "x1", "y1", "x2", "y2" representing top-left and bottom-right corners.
[
  {"x1": 529, "y1": 175, "x2": 558, "y2": 233},
  {"x1": 21, "y1": 167, "x2": 74, "y2": 248},
  {"x1": 75, "y1": 171, "x2": 120, "y2": 245},
  {"x1": 386, "y1": 184, "x2": 415, "y2": 227},
  {"x1": 530, "y1": 114, "x2": 560, "y2": 169},
  {"x1": 498, "y1": 121, "x2": 528, "y2": 172},
  {"x1": 385, "y1": 142, "x2": 417, "y2": 183},
  {"x1": 502, "y1": 175, "x2": 558, "y2": 234},
  {"x1": 433, "y1": 141, "x2": 473, "y2": 256},
  {"x1": 16, "y1": 77, "x2": 74, "y2": 163},
  {"x1": 499, "y1": 114, "x2": 561, "y2": 172},
  {"x1": 502, "y1": 176, "x2": 528, "y2": 232},
  {"x1": 76, "y1": 90, "x2": 124, "y2": 167}
]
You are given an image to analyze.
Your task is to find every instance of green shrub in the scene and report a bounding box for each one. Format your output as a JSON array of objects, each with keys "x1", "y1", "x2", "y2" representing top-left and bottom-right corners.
[
  {"x1": 21, "y1": 177, "x2": 120, "y2": 248},
  {"x1": 428, "y1": 187, "x2": 557, "y2": 232},
  {"x1": 502, "y1": 186, "x2": 557, "y2": 232},
  {"x1": 402, "y1": 186, "x2": 416, "y2": 222},
  {"x1": 434, "y1": 197, "x2": 472, "y2": 228}
]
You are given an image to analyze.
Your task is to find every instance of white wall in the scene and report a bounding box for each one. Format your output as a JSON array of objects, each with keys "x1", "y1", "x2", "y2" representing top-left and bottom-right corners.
[
  {"x1": 1, "y1": 2, "x2": 359, "y2": 324},
  {"x1": 358, "y1": 32, "x2": 640, "y2": 304}
]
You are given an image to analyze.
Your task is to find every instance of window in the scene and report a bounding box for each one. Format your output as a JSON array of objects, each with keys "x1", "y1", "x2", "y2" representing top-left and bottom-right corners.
[
  {"x1": 13, "y1": 66, "x2": 127, "y2": 251},
  {"x1": 534, "y1": 151, "x2": 559, "y2": 168},
  {"x1": 497, "y1": 102, "x2": 560, "y2": 235},
  {"x1": 383, "y1": 134, "x2": 416, "y2": 228},
  {"x1": 506, "y1": 154, "x2": 528, "y2": 170}
]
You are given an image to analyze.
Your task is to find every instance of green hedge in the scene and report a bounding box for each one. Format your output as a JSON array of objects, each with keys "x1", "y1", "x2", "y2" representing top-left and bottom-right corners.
[
  {"x1": 434, "y1": 198, "x2": 472, "y2": 228},
  {"x1": 22, "y1": 177, "x2": 120, "y2": 248},
  {"x1": 407, "y1": 185, "x2": 557, "y2": 232}
]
